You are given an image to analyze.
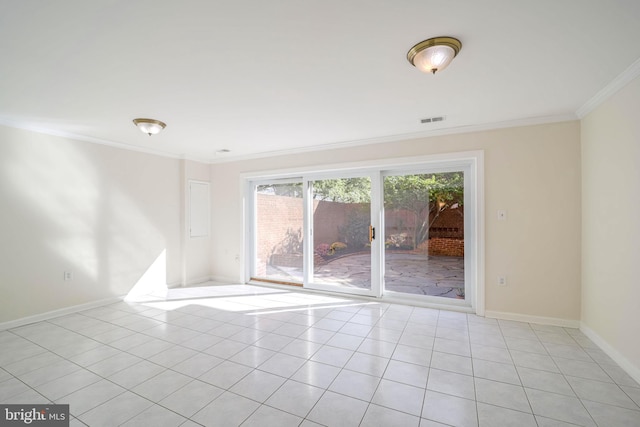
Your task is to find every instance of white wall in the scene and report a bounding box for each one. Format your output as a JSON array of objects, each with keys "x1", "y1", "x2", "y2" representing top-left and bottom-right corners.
[
  {"x1": 581, "y1": 75, "x2": 640, "y2": 378},
  {"x1": 0, "y1": 126, "x2": 208, "y2": 323},
  {"x1": 211, "y1": 121, "x2": 582, "y2": 322}
]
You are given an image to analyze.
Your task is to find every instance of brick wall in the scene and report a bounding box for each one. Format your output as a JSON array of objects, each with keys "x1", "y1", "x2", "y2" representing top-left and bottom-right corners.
[
  {"x1": 385, "y1": 208, "x2": 463, "y2": 242},
  {"x1": 426, "y1": 237, "x2": 464, "y2": 257},
  {"x1": 256, "y1": 195, "x2": 358, "y2": 271},
  {"x1": 256, "y1": 195, "x2": 464, "y2": 271},
  {"x1": 429, "y1": 207, "x2": 464, "y2": 239},
  {"x1": 312, "y1": 200, "x2": 355, "y2": 246},
  {"x1": 256, "y1": 194, "x2": 304, "y2": 274}
]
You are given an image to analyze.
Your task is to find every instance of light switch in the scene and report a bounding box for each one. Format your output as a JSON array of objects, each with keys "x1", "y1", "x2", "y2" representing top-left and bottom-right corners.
[{"x1": 497, "y1": 210, "x2": 507, "y2": 221}]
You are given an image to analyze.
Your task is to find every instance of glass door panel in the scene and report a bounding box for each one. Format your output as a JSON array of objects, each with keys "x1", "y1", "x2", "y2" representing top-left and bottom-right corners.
[
  {"x1": 308, "y1": 177, "x2": 374, "y2": 295},
  {"x1": 253, "y1": 182, "x2": 304, "y2": 284},
  {"x1": 383, "y1": 172, "x2": 465, "y2": 299}
]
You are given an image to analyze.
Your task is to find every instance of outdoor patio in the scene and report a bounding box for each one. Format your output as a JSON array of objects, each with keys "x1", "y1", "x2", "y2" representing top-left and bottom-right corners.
[{"x1": 267, "y1": 252, "x2": 465, "y2": 298}]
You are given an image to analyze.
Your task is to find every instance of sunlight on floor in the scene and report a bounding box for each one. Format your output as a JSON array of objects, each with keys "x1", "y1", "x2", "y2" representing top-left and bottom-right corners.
[{"x1": 131, "y1": 283, "x2": 382, "y2": 318}]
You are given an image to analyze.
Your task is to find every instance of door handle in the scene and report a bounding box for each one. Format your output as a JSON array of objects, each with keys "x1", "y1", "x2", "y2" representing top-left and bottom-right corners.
[{"x1": 369, "y1": 225, "x2": 375, "y2": 242}]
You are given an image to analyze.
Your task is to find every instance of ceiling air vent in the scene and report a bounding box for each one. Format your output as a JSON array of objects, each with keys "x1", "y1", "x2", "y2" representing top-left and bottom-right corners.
[{"x1": 420, "y1": 116, "x2": 445, "y2": 124}]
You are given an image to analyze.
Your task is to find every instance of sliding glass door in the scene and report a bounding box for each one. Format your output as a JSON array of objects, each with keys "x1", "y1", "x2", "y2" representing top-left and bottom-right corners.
[
  {"x1": 253, "y1": 181, "x2": 304, "y2": 284},
  {"x1": 306, "y1": 176, "x2": 379, "y2": 296},
  {"x1": 248, "y1": 154, "x2": 478, "y2": 309},
  {"x1": 383, "y1": 171, "x2": 466, "y2": 300}
]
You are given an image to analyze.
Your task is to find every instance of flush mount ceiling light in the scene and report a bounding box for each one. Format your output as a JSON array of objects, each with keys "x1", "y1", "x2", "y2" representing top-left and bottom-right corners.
[
  {"x1": 132, "y1": 118, "x2": 166, "y2": 136},
  {"x1": 407, "y1": 37, "x2": 462, "y2": 74}
]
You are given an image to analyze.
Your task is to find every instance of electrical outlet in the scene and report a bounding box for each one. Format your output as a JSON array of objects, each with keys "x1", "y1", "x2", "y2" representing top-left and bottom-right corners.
[
  {"x1": 498, "y1": 275, "x2": 507, "y2": 286},
  {"x1": 64, "y1": 271, "x2": 73, "y2": 281}
]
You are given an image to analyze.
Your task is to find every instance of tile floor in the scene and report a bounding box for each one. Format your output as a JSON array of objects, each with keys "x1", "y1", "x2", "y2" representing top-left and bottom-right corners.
[{"x1": 1, "y1": 284, "x2": 639, "y2": 427}]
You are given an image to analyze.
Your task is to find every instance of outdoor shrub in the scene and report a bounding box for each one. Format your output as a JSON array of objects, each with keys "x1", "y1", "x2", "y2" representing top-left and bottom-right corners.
[
  {"x1": 315, "y1": 243, "x2": 331, "y2": 256},
  {"x1": 330, "y1": 242, "x2": 347, "y2": 252},
  {"x1": 386, "y1": 233, "x2": 408, "y2": 248},
  {"x1": 338, "y1": 208, "x2": 370, "y2": 249}
]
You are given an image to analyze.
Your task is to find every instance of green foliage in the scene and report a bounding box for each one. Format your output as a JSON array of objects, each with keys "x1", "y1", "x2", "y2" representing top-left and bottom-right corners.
[
  {"x1": 312, "y1": 178, "x2": 371, "y2": 203},
  {"x1": 383, "y1": 172, "x2": 463, "y2": 211},
  {"x1": 257, "y1": 183, "x2": 304, "y2": 198},
  {"x1": 384, "y1": 172, "x2": 463, "y2": 248}
]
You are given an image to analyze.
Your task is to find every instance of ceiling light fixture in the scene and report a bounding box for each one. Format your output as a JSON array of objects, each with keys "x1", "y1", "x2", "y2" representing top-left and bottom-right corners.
[
  {"x1": 407, "y1": 37, "x2": 462, "y2": 74},
  {"x1": 132, "y1": 118, "x2": 166, "y2": 136}
]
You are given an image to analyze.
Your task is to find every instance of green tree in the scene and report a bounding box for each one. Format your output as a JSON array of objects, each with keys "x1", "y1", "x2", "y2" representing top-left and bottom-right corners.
[
  {"x1": 384, "y1": 173, "x2": 463, "y2": 249},
  {"x1": 257, "y1": 183, "x2": 304, "y2": 198},
  {"x1": 312, "y1": 178, "x2": 371, "y2": 203}
]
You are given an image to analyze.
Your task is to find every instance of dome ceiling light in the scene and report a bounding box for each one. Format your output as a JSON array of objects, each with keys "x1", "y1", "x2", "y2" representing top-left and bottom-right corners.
[
  {"x1": 132, "y1": 118, "x2": 166, "y2": 136},
  {"x1": 407, "y1": 37, "x2": 462, "y2": 74}
]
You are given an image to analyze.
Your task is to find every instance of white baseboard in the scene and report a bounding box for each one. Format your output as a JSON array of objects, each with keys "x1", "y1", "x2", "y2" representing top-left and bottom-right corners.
[
  {"x1": 185, "y1": 276, "x2": 215, "y2": 286},
  {"x1": 209, "y1": 275, "x2": 242, "y2": 285},
  {"x1": 167, "y1": 277, "x2": 216, "y2": 288},
  {"x1": 0, "y1": 296, "x2": 124, "y2": 331},
  {"x1": 580, "y1": 322, "x2": 640, "y2": 385},
  {"x1": 484, "y1": 310, "x2": 581, "y2": 328},
  {"x1": 167, "y1": 281, "x2": 184, "y2": 289}
]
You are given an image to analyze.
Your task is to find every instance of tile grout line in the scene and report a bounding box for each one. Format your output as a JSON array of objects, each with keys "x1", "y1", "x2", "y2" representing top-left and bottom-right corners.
[{"x1": 2, "y1": 285, "x2": 640, "y2": 426}]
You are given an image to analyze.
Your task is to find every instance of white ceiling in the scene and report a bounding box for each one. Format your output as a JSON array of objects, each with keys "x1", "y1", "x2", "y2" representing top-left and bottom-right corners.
[{"x1": 1, "y1": 1, "x2": 640, "y2": 162}]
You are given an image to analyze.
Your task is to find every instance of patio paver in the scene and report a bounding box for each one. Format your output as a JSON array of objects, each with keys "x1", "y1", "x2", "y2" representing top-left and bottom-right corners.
[{"x1": 267, "y1": 252, "x2": 464, "y2": 298}]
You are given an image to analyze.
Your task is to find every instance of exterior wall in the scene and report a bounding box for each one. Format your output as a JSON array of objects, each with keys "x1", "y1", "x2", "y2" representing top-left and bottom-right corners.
[
  {"x1": 430, "y1": 208, "x2": 464, "y2": 239},
  {"x1": 255, "y1": 195, "x2": 363, "y2": 275},
  {"x1": 581, "y1": 74, "x2": 640, "y2": 379},
  {"x1": 255, "y1": 193, "x2": 304, "y2": 275},
  {"x1": 212, "y1": 120, "x2": 582, "y2": 321},
  {"x1": 257, "y1": 193, "x2": 465, "y2": 269},
  {"x1": 312, "y1": 200, "x2": 354, "y2": 249},
  {"x1": 426, "y1": 238, "x2": 464, "y2": 257}
]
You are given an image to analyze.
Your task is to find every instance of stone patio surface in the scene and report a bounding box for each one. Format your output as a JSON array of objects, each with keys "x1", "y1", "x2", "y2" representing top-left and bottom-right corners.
[{"x1": 267, "y1": 252, "x2": 465, "y2": 298}]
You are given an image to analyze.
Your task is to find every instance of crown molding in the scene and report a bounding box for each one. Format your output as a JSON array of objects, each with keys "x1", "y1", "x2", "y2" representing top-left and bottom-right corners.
[
  {"x1": 1, "y1": 113, "x2": 577, "y2": 166},
  {"x1": 576, "y1": 57, "x2": 640, "y2": 119},
  {"x1": 0, "y1": 119, "x2": 211, "y2": 164},
  {"x1": 208, "y1": 113, "x2": 577, "y2": 164}
]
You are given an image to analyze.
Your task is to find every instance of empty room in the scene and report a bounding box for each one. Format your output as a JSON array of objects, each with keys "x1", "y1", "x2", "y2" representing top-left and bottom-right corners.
[{"x1": 1, "y1": 1, "x2": 639, "y2": 426}]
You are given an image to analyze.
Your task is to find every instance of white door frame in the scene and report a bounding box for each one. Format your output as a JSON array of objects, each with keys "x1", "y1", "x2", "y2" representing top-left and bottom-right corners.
[
  {"x1": 302, "y1": 171, "x2": 381, "y2": 298},
  {"x1": 242, "y1": 150, "x2": 484, "y2": 315}
]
